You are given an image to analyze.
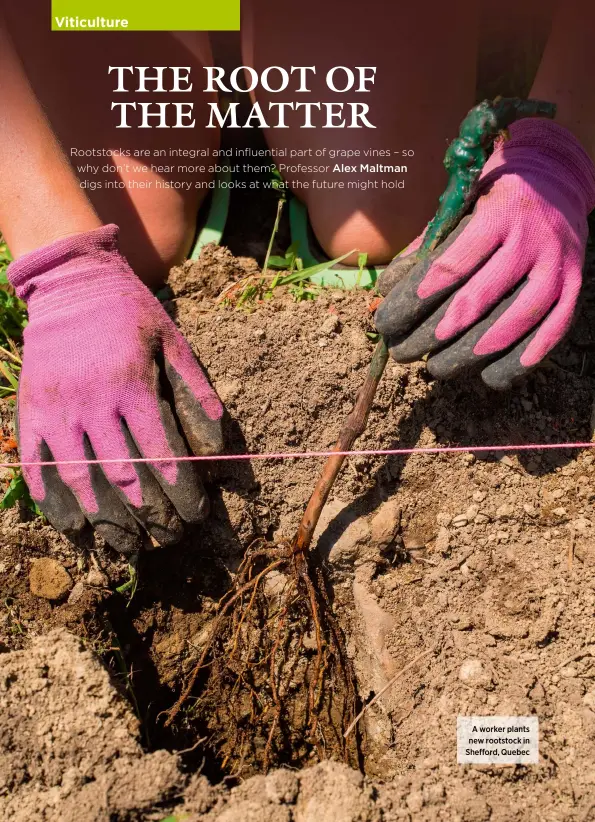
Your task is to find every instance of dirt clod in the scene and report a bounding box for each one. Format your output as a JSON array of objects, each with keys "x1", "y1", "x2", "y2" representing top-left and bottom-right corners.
[
  {"x1": 169, "y1": 243, "x2": 259, "y2": 299},
  {"x1": 458, "y1": 658, "x2": 492, "y2": 688},
  {"x1": 29, "y1": 558, "x2": 73, "y2": 600},
  {"x1": 0, "y1": 629, "x2": 183, "y2": 822}
]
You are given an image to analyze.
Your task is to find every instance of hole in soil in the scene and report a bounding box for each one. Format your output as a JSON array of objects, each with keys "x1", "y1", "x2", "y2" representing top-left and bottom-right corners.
[{"x1": 82, "y1": 541, "x2": 235, "y2": 783}]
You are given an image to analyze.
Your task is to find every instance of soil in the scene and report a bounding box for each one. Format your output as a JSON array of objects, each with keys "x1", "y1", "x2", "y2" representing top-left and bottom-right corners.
[{"x1": 2, "y1": 242, "x2": 595, "y2": 820}]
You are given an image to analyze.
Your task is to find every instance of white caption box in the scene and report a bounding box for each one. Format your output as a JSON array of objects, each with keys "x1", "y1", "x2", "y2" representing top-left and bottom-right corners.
[{"x1": 457, "y1": 716, "x2": 539, "y2": 765}]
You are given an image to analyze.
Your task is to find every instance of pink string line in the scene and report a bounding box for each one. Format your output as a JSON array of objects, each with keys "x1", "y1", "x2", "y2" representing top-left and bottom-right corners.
[{"x1": 1, "y1": 441, "x2": 595, "y2": 469}]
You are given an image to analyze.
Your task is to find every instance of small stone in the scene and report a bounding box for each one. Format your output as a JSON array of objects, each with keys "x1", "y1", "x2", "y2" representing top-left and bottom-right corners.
[
  {"x1": 253, "y1": 328, "x2": 266, "y2": 340},
  {"x1": 436, "y1": 512, "x2": 452, "y2": 528},
  {"x1": 523, "y1": 504, "x2": 538, "y2": 518},
  {"x1": 448, "y1": 611, "x2": 474, "y2": 630},
  {"x1": 452, "y1": 514, "x2": 468, "y2": 528},
  {"x1": 521, "y1": 398, "x2": 533, "y2": 412},
  {"x1": 474, "y1": 513, "x2": 490, "y2": 525},
  {"x1": 86, "y1": 567, "x2": 109, "y2": 588},
  {"x1": 459, "y1": 658, "x2": 491, "y2": 688},
  {"x1": 67, "y1": 581, "x2": 86, "y2": 605},
  {"x1": 215, "y1": 378, "x2": 241, "y2": 403},
  {"x1": 553, "y1": 507, "x2": 567, "y2": 518},
  {"x1": 382, "y1": 574, "x2": 400, "y2": 592},
  {"x1": 314, "y1": 497, "x2": 369, "y2": 567},
  {"x1": 466, "y1": 504, "x2": 479, "y2": 520},
  {"x1": 473, "y1": 491, "x2": 486, "y2": 503},
  {"x1": 551, "y1": 489, "x2": 565, "y2": 500},
  {"x1": 320, "y1": 315, "x2": 340, "y2": 336},
  {"x1": 406, "y1": 790, "x2": 424, "y2": 813},
  {"x1": 573, "y1": 517, "x2": 591, "y2": 533},
  {"x1": 29, "y1": 558, "x2": 73, "y2": 601},
  {"x1": 499, "y1": 455, "x2": 515, "y2": 467},
  {"x1": 317, "y1": 338, "x2": 328, "y2": 348},
  {"x1": 496, "y1": 503, "x2": 514, "y2": 519},
  {"x1": 496, "y1": 530, "x2": 509, "y2": 543},
  {"x1": 560, "y1": 666, "x2": 578, "y2": 679},
  {"x1": 434, "y1": 526, "x2": 450, "y2": 553}
]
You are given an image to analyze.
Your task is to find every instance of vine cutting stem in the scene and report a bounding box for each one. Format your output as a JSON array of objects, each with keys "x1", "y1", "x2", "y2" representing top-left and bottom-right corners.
[{"x1": 291, "y1": 338, "x2": 389, "y2": 556}]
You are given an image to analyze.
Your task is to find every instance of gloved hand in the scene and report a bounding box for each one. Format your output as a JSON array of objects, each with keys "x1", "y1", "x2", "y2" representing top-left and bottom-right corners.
[
  {"x1": 8, "y1": 224, "x2": 223, "y2": 554},
  {"x1": 375, "y1": 119, "x2": 595, "y2": 389}
]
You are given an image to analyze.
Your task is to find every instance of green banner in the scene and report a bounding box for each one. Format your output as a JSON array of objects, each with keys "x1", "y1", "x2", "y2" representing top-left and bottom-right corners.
[{"x1": 51, "y1": 0, "x2": 240, "y2": 31}]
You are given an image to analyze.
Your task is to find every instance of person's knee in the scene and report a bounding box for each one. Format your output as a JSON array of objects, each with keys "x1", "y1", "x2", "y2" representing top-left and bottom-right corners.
[{"x1": 308, "y1": 200, "x2": 429, "y2": 266}]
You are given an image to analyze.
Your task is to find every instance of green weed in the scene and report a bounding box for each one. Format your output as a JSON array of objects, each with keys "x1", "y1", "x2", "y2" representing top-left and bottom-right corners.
[
  {"x1": 262, "y1": 166, "x2": 287, "y2": 276},
  {"x1": 355, "y1": 252, "x2": 368, "y2": 287},
  {"x1": 0, "y1": 236, "x2": 34, "y2": 513},
  {"x1": 0, "y1": 241, "x2": 26, "y2": 400},
  {"x1": 4, "y1": 597, "x2": 25, "y2": 636},
  {"x1": 0, "y1": 240, "x2": 27, "y2": 346},
  {"x1": 0, "y1": 471, "x2": 41, "y2": 515},
  {"x1": 115, "y1": 556, "x2": 139, "y2": 605},
  {"x1": 220, "y1": 167, "x2": 360, "y2": 306},
  {"x1": 222, "y1": 246, "x2": 355, "y2": 307}
]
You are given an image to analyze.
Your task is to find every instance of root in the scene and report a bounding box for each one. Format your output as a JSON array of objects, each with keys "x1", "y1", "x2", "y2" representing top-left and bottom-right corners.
[
  {"x1": 162, "y1": 341, "x2": 387, "y2": 777},
  {"x1": 164, "y1": 538, "x2": 363, "y2": 777}
]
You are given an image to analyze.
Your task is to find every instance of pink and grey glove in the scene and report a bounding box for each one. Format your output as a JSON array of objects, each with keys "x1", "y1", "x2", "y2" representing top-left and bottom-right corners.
[
  {"x1": 375, "y1": 119, "x2": 595, "y2": 389},
  {"x1": 8, "y1": 224, "x2": 223, "y2": 554}
]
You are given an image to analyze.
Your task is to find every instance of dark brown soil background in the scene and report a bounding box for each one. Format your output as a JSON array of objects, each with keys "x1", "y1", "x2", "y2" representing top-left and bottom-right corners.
[{"x1": 2, "y1": 241, "x2": 595, "y2": 821}]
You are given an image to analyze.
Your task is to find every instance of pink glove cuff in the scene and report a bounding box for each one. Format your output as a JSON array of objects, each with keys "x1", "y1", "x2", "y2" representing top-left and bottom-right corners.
[
  {"x1": 484, "y1": 118, "x2": 595, "y2": 213},
  {"x1": 7, "y1": 224, "x2": 131, "y2": 304},
  {"x1": 6, "y1": 225, "x2": 144, "y2": 323}
]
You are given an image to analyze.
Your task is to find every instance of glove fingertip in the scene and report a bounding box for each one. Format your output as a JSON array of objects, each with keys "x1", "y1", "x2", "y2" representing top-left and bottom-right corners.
[
  {"x1": 480, "y1": 358, "x2": 527, "y2": 391},
  {"x1": 31, "y1": 443, "x2": 90, "y2": 541},
  {"x1": 164, "y1": 360, "x2": 224, "y2": 457},
  {"x1": 376, "y1": 254, "x2": 419, "y2": 297}
]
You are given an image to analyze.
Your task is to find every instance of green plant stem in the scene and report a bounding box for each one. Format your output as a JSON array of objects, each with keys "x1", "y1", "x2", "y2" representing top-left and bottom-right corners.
[
  {"x1": 0, "y1": 344, "x2": 21, "y2": 365},
  {"x1": 263, "y1": 198, "x2": 284, "y2": 276}
]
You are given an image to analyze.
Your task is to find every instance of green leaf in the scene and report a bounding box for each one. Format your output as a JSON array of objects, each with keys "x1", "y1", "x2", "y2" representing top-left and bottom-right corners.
[
  {"x1": 356, "y1": 252, "x2": 368, "y2": 288},
  {"x1": 0, "y1": 472, "x2": 41, "y2": 515},
  {"x1": 276, "y1": 250, "x2": 355, "y2": 285},
  {"x1": 0, "y1": 361, "x2": 19, "y2": 390},
  {"x1": 266, "y1": 255, "x2": 292, "y2": 269}
]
